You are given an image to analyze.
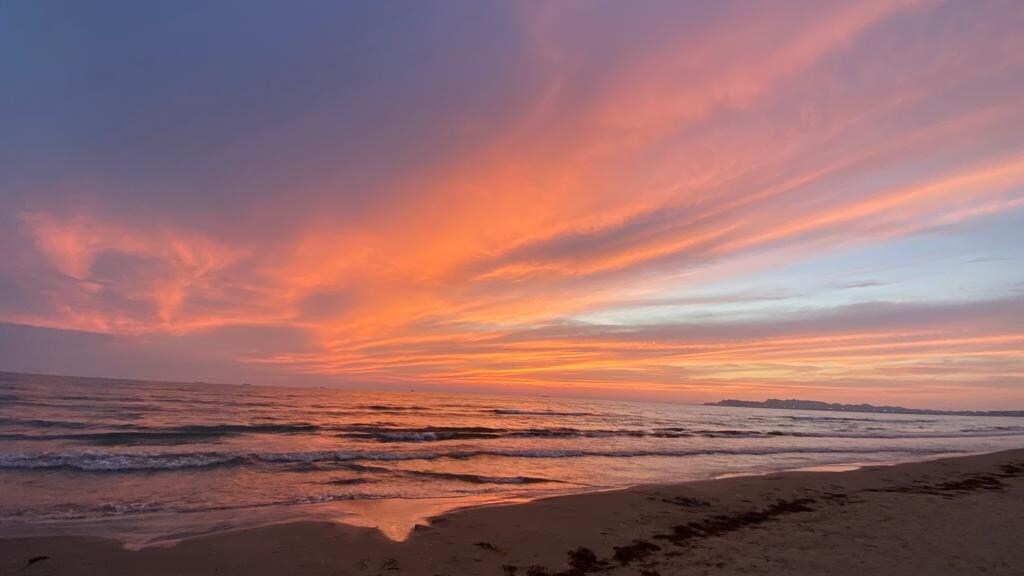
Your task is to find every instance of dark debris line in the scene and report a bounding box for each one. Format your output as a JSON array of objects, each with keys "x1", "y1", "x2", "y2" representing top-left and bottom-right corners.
[{"x1": 500, "y1": 498, "x2": 816, "y2": 576}]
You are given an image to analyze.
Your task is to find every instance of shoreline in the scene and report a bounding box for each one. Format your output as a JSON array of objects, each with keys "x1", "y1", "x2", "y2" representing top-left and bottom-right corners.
[
  {"x1": 2, "y1": 448, "x2": 1022, "y2": 575},
  {"x1": 0, "y1": 448, "x2": 977, "y2": 549}
]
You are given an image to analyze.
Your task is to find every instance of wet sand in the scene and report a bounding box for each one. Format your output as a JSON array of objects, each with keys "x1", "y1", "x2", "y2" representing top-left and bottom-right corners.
[{"x1": 2, "y1": 449, "x2": 1022, "y2": 575}]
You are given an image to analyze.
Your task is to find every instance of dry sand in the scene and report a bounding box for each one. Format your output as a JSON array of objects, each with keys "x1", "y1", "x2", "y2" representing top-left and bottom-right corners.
[{"x1": 2, "y1": 449, "x2": 1022, "y2": 575}]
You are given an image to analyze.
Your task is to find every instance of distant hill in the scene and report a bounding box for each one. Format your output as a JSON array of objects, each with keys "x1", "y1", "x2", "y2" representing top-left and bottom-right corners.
[{"x1": 705, "y1": 398, "x2": 1024, "y2": 417}]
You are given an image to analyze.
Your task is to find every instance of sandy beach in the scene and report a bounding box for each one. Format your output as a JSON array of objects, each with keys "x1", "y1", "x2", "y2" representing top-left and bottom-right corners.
[
  {"x1": 5, "y1": 0, "x2": 1023, "y2": 573},
  {"x1": 2, "y1": 448, "x2": 1021, "y2": 576}
]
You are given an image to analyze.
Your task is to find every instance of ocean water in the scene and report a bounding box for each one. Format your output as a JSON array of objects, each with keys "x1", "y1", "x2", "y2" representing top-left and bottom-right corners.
[{"x1": 2, "y1": 372, "x2": 1023, "y2": 545}]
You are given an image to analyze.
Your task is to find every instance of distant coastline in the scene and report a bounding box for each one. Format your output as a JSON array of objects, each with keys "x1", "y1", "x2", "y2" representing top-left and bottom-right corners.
[{"x1": 705, "y1": 398, "x2": 1024, "y2": 418}]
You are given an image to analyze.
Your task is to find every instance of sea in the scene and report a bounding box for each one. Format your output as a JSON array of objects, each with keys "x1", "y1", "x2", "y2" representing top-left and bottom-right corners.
[{"x1": 2, "y1": 372, "x2": 1023, "y2": 546}]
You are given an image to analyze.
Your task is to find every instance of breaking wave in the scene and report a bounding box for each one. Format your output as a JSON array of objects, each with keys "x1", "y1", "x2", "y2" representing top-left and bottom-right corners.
[
  {"x1": 6, "y1": 420, "x2": 1023, "y2": 446},
  {"x1": 0, "y1": 446, "x2": 956, "y2": 472}
]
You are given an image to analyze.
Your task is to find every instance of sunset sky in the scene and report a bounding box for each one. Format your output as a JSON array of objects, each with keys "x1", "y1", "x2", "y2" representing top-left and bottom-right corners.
[{"x1": 1, "y1": 1, "x2": 1022, "y2": 408}]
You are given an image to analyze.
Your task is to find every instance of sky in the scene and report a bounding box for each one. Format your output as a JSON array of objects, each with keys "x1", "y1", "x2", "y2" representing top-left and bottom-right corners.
[{"x1": 1, "y1": 0, "x2": 1022, "y2": 408}]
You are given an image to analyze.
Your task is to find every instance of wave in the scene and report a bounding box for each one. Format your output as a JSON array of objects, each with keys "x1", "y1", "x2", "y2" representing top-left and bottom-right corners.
[
  {"x1": 961, "y1": 425, "x2": 1024, "y2": 433},
  {"x1": 338, "y1": 425, "x2": 649, "y2": 442},
  {"x1": 0, "y1": 417, "x2": 105, "y2": 430},
  {"x1": 0, "y1": 452, "x2": 247, "y2": 471},
  {"x1": 781, "y1": 415, "x2": 939, "y2": 423},
  {"x1": 6, "y1": 420, "x2": 1023, "y2": 446},
  {"x1": 398, "y1": 470, "x2": 561, "y2": 484},
  {"x1": 339, "y1": 424, "x2": 1024, "y2": 443},
  {"x1": 0, "y1": 446, "x2": 955, "y2": 472},
  {"x1": 1, "y1": 492, "x2": 390, "y2": 522},
  {"x1": 339, "y1": 425, "x2": 506, "y2": 442},
  {"x1": 0, "y1": 423, "x2": 322, "y2": 445},
  {"x1": 360, "y1": 405, "x2": 427, "y2": 412},
  {"x1": 324, "y1": 477, "x2": 376, "y2": 485},
  {"x1": 0, "y1": 420, "x2": 763, "y2": 445},
  {"x1": 492, "y1": 409, "x2": 594, "y2": 416}
]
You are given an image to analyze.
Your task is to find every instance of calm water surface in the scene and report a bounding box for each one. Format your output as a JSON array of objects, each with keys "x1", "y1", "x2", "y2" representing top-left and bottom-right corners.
[{"x1": 2, "y1": 372, "x2": 1022, "y2": 545}]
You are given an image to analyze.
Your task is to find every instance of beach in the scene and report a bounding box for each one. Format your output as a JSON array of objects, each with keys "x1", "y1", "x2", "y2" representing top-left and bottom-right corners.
[
  {"x1": 2, "y1": 448, "x2": 1021, "y2": 576},
  {"x1": 4, "y1": 0, "x2": 1023, "y2": 573},
  {"x1": 6, "y1": 375, "x2": 1024, "y2": 547}
]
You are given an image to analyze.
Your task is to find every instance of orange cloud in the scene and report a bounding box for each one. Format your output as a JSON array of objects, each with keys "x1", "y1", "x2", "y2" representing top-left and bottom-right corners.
[
  {"x1": 16, "y1": 212, "x2": 262, "y2": 333},
  {"x1": 3, "y1": 0, "x2": 1022, "y2": 407}
]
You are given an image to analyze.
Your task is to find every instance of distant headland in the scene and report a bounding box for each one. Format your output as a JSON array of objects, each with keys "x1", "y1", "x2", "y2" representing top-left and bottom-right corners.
[{"x1": 705, "y1": 398, "x2": 1024, "y2": 417}]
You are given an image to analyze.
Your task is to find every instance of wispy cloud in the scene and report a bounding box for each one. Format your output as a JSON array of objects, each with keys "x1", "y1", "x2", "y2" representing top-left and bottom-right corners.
[{"x1": 0, "y1": 0, "x2": 1022, "y2": 405}]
